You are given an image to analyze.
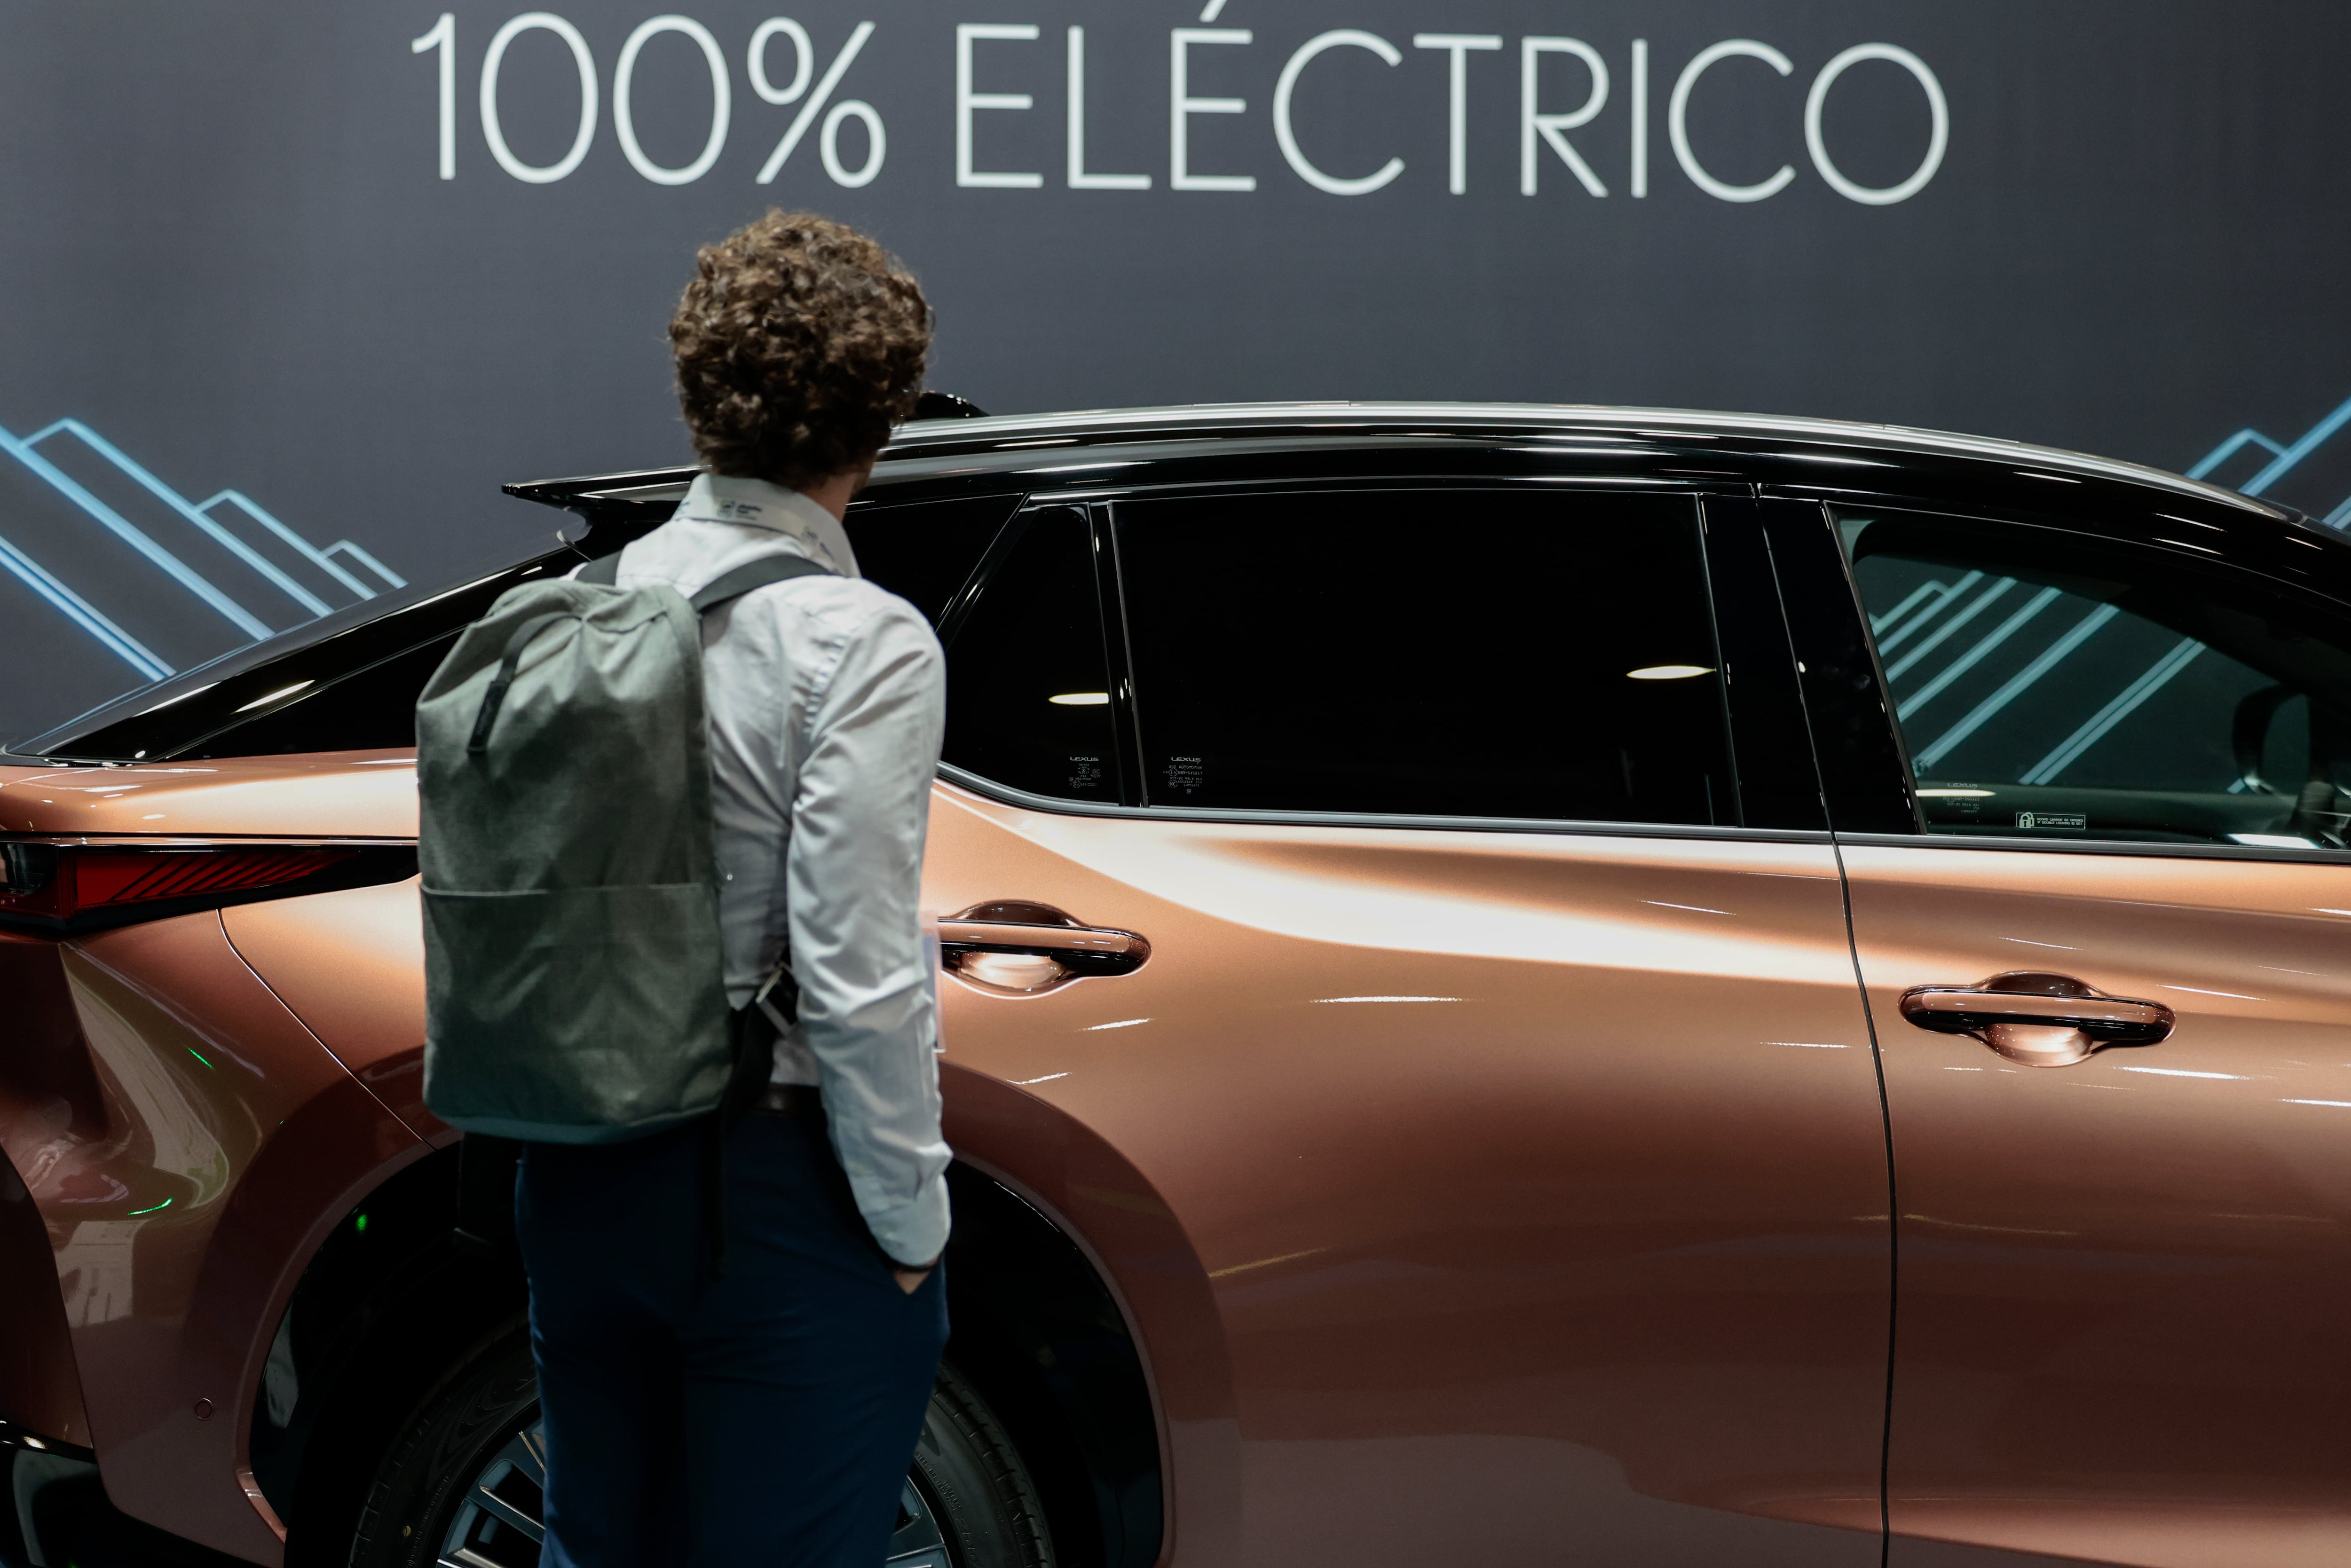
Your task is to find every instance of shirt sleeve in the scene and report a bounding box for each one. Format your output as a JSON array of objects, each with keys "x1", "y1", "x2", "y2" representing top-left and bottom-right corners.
[{"x1": 784, "y1": 594, "x2": 952, "y2": 1267}]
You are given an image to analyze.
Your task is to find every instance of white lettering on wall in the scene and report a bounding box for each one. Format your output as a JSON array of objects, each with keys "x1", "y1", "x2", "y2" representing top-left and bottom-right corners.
[
  {"x1": 957, "y1": 23, "x2": 1041, "y2": 188},
  {"x1": 614, "y1": 15, "x2": 730, "y2": 185},
  {"x1": 1521, "y1": 37, "x2": 1609, "y2": 197},
  {"x1": 410, "y1": 13, "x2": 457, "y2": 180},
  {"x1": 1669, "y1": 39, "x2": 1796, "y2": 203},
  {"x1": 749, "y1": 19, "x2": 813, "y2": 106},
  {"x1": 1806, "y1": 43, "x2": 1949, "y2": 205},
  {"x1": 480, "y1": 12, "x2": 598, "y2": 183},
  {"x1": 1171, "y1": 27, "x2": 1254, "y2": 191},
  {"x1": 1629, "y1": 38, "x2": 1648, "y2": 197},
  {"x1": 407, "y1": 14, "x2": 1947, "y2": 207},
  {"x1": 821, "y1": 98, "x2": 884, "y2": 186},
  {"x1": 754, "y1": 19, "x2": 874, "y2": 184},
  {"x1": 1412, "y1": 33, "x2": 1500, "y2": 196},
  {"x1": 1068, "y1": 26, "x2": 1150, "y2": 189},
  {"x1": 1274, "y1": 30, "x2": 1404, "y2": 196}
]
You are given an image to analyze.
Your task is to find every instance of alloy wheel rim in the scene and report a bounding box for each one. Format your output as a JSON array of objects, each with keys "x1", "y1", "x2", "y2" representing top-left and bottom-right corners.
[{"x1": 436, "y1": 1414, "x2": 953, "y2": 1567}]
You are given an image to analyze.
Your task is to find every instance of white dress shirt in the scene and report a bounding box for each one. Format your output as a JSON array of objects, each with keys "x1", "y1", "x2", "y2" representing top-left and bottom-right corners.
[{"x1": 609, "y1": 472, "x2": 950, "y2": 1267}]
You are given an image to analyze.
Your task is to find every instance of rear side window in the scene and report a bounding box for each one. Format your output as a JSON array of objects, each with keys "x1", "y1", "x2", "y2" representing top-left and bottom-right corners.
[
  {"x1": 1112, "y1": 488, "x2": 1736, "y2": 823},
  {"x1": 1842, "y1": 507, "x2": 2351, "y2": 850},
  {"x1": 843, "y1": 493, "x2": 1020, "y2": 626},
  {"x1": 942, "y1": 506, "x2": 1120, "y2": 801}
]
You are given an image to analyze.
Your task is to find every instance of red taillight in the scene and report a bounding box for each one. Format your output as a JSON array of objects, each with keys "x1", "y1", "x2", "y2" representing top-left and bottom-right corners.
[{"x1": 0, "y1": 840, "x2": 410, "y2": 933}]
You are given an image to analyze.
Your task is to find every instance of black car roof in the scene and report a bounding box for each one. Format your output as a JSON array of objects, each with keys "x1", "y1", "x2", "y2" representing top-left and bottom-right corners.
[{"x1": 505, "y1": 401, "x2": 2298, "y2": 525}]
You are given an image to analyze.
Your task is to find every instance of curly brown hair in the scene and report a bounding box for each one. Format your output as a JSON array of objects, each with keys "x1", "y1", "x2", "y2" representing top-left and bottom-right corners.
[{"x1": 669, "y1": 211, "x2": 931, "y2": 489}]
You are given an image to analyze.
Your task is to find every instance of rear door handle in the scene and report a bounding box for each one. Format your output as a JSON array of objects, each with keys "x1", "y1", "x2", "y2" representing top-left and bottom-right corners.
[
  {"x1": 1899, "y1": 971, "x2": 2174, "y2": 1067},
  {"x1": 939, "y1": 900, "x2": 1150, "y2": 994}
]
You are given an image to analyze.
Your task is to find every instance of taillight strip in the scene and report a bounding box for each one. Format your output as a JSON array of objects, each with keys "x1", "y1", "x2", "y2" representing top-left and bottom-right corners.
[{"x1": 0, "y1": 838, "x2": 416, "y2": 935}]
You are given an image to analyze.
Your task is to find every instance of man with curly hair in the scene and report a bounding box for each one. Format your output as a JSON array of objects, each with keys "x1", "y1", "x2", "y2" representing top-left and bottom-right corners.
[{"x1": 512, "y1": 211, "x2": 950, "y2": 1568}]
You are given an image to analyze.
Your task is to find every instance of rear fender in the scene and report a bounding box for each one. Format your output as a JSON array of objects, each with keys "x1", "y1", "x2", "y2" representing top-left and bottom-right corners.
[{"x1": 0, "y1": 912, "x2": 420, "y2": 1566}]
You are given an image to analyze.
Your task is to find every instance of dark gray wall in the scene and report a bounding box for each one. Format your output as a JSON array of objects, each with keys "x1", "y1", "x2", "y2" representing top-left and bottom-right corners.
[{"x1": 4, "y1": 1, "x2": 2349, "y2": 741}]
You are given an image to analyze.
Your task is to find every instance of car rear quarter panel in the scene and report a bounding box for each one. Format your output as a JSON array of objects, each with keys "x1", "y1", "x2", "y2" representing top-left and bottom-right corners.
[{"x1": 0, "y1": 756, "x2": 426, "y2": 1564}]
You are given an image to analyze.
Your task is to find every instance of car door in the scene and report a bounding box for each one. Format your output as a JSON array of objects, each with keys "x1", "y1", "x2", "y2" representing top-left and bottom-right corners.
[
  {"x1": 922, "y1": 480, "x2": 1893, "y2": 1567},
  {"x1": 1769, "y1": 493, "x2": 2351, "y2": 1568}
]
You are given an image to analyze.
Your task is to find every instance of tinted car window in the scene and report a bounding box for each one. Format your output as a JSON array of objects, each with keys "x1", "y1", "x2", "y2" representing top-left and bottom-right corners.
[
  {"x1": 844, "y1": 493, "x2": 1021, "y2": 626},
  {"x1": 1843, "y1": 507, "x2": 2351, "y2": 849},
  {"x1": 1113, "y1": 488, "x2": 1736, "y2": 823},
  {"x1": 943, "y1": 506, "x2": 1119, "y2": 801}
]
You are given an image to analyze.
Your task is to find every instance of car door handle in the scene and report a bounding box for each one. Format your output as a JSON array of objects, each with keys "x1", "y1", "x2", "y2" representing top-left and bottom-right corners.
[
  {"x1": 1899, "y1": 971, "x2": 2174, "y2": 1068},
  {"x1": 938, "y1": 901, "x2": 1150, "y2": 994}
]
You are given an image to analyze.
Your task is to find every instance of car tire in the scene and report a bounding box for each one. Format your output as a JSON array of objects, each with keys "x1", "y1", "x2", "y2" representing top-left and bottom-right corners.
[
  {"x1": 346, "y1": 1331, "x2": 537, "y2": 1568},
  {"x1": 344, "y1": 1333, "x2": 1054, "y2": 1568},
  {"x1": 913, "y1": 1361, "x2": 1056, "y2": 1568}
]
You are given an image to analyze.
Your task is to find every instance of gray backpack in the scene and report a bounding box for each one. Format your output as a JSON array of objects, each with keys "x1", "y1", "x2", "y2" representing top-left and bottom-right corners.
[{"x1": 416, "y1": 549, "x2": 829, "y2": 1144}]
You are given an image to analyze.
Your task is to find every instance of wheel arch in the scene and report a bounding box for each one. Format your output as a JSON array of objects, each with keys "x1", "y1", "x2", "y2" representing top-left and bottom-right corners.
[{"x1": 257, "y1": 1106, "x2": 1189, "y2": 1568}]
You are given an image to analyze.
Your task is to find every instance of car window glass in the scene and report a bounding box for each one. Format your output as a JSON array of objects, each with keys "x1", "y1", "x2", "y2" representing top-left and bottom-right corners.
[
  {"x1": 942, "y1": 507, "x2": 1119, "y2": 801},
  {"x1": 1842, "y1": 507, "x2": 2351, "y2": 850},
  {"x1": 1113, "y1": 488, "x2": 1736, "y2": 823},
  {"x1": 843, "y1": 493, "x2": 1021, "y2": 627}
]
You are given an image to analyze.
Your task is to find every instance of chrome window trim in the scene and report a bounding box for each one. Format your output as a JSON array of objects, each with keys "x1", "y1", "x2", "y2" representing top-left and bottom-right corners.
[
  {"x1": 935, "y1": 764, "x2": 1831, "y2": 845},
  {"x1": 1830, "y1": 828, "x2": 2351, "y2": 866}
]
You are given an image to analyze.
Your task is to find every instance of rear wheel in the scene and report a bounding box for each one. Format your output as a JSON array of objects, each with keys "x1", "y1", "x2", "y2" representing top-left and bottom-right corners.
[{"x1": 346, "y1": 1335, "x2": 1053, "y2": 1568}]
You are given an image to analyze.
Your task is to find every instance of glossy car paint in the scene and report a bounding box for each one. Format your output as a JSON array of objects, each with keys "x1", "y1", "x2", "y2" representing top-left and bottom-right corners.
[
  {"x1": 923, "y1": 783, "x2": 1890, "y2": 1566},
  {"x1": 0, "y1": 752, "x2": 421, "y2": 838},
  {"x1": 0, "y1": 894, "x2": 422, "y2": 1563},
  {"x1": 4, "y1": 405, "x2": 2346, "y2": 1566},
  {"x1": 222, "y1": 875, "x2": 440, "y2": 1144},
  {"x1": 0, "y1": 946, "x2": 94, "y2": 1452},
  {"x1": 1843, "y1": 844, "x2": 2351, "y2": 1568}
]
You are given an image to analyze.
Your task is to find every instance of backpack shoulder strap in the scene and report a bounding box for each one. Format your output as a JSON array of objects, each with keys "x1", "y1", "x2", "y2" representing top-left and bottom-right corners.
[
  {"x1": 690, "y1": 553, "x2": 833, "y2": 614},
  {"x1": 575, "y1": 552, "x2": 622, "y2": 586}
]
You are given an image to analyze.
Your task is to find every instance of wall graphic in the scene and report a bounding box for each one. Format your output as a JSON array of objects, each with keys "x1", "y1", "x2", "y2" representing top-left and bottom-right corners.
[
  {"x1": 2190, "y1": 394, "x2": 2351, "y2": 528},
  {"x1": 3, "y1": 2, "x2": 2349, "y2": 744},
  {"x1": 0, "y1": 419, "x2": 403, "y2": 686}
]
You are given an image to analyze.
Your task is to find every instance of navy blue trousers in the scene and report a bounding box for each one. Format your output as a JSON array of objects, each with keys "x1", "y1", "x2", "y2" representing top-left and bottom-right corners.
[{"x1": 514, "y1": 1109, "x2": 947, "y2": 1568}]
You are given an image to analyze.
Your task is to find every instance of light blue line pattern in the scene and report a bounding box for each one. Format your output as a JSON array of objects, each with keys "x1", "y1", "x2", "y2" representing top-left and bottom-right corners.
[
  {"x1": 1914, "y1": 603, "x2": 2119, "y2": 769},
  {"x1": 2020, "y1": 638, "x2": 2204, "y2": 784},
  {"x1": 2187, "y1": 428, "x2": 2288, "y2": 481},
  {"x1": 2187, "y1": 389, "x2": 2351, "y2": 508},
  {"x1": 1886, "y1": 578, "x2": 2016, "y2": 682},
  {"x1": 322, "y1": 539, "x2": 406, "y2": 590},
  {"x1": 1871, "y1": 577, "x2": 1952, "y2": 634},
  {"x1": 0, "y1": 420, "x2": 272, "y2": 638},
  {"x1": 1896, "y1": 586, "x2": 2062, "y2": 721},
  {"x1": 0, "y1": 533, "x2": 171, "y2": 678},
  {"x1": 30, "y1": 421, "x2": 332, "y2": 615},
  {"x1": 0, "y1": 415, "x2": 407, "y2": 682},
  {"x1": 1878, "y1": 570, "x2": 1987, "y2": 654},
  {"x1": 197, "y1": 489, "x2": 405, "y2": 596},
  {"x1": 2240, "y1": 393, "x2": 2351, "y2": 496}
]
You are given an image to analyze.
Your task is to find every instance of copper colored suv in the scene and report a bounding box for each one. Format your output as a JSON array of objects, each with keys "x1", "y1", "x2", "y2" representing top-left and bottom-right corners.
[{"x1": 4, "y1": 405, "x2": 2349, "y2": 1568}]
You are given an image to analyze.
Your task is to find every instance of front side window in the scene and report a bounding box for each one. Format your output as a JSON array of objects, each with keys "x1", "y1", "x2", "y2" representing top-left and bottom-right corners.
[
  {"x1": 1842, "y1": 506, "x2": 2351, "y2": 849},
  {"x1": 1112, "y1": 487, "x2": 1736, "y2": 824}
]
